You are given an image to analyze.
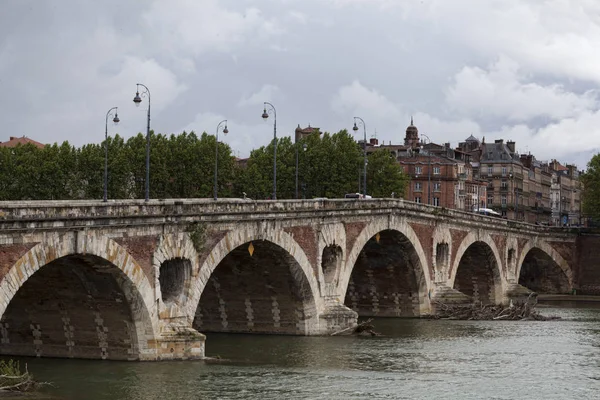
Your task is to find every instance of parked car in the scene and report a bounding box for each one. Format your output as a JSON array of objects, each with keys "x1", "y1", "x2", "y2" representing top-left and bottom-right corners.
[{"x1": 474, "y1": 208, "x2": 502, "y2": 218}]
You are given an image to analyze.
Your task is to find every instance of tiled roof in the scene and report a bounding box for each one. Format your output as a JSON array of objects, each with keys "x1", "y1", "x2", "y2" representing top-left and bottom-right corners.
[
  {"x1": 0, "y1": 136, "x2": 46, "y2": 149},
  {"x1": 480, "y1": 142, "x2": 520, "y2": 164}
]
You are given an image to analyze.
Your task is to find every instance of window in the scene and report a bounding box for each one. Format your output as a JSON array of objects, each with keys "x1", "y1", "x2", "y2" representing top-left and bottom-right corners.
[
  {"x1": 487, "y1": 166, "x2": 492, "y2": 176},
  {"x1": 433, "y1": 166, "x2": 441, "y2": 175},
  {"x1": 433, "y1": 197, "x2": 440, "y2": 206},
  {"x1": 501, "y1": 180, "x2": 508, "y2": 188},
  {"x1": 502, "y1": 167, "x2": 507, "y2": 176},
  {"x1": 415, "y1": 196, "x2": 422, "y2": 203},
  {"x1": 501, "y1": 195, "x2": 507, "y2": 205},
  {"x1": 487, "y1": 196, "x2": 493, "y2": 205},
  {"x1": 415, "y1": 182, "x2": 422, "y2": 191},
  {"x1": 415, "y1": 166, "x2": 422, "y2": 175},
  {"x1": 434, "y1": 182, "x2": 441, "y2": 192}
]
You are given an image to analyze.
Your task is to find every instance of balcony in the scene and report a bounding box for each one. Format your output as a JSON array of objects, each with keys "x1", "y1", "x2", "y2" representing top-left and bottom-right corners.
[{"x1": 458, "y1": 173, "x2": 467, "y2": 180}]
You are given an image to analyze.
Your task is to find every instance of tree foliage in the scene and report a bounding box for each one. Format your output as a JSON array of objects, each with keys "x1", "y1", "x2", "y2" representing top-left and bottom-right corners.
[
  {"x1": 582, "y1": 154, "x2": 600, "y2": 221},
  {"x1": 0, "y1": 128, "x2": 408, "y2": 201},
  {"x1": 0, "y1": 131, "x2": 236, "y2": 201},
  {"x1": 234, "y1": 130, "x2": 409, "y2": 199}
]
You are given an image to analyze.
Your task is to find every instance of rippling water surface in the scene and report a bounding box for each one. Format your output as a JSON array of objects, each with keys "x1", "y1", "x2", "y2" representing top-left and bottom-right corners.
[{"x1": 7, "y1": 304, "x2": 600, "y2": 400}]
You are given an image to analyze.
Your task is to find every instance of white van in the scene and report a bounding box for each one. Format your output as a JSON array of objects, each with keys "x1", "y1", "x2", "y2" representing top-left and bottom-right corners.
[{"x1": 344, "y1": 193, "x2": 373, "y2": 200}]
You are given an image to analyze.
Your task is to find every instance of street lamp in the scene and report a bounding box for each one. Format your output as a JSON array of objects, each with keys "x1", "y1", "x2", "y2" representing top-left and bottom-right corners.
[
  {"x1": 301, "y1": 143, "x2": 307, "y2": 199},
  {"x1": 420, "y1": 133, "x2": 432, "y2": 205},
  {"x1": 353, "y1": 117, "x2": 367, "y2": 197},
  {"x1": 133, "y1": 83, "x2": 151, "y2": 202},
  {"x1": 214, "y1": 120, "x2": 229, "y2": 201},
  {"x1": 104, "y1": 107, "x2": 120, "y2": 202},
  {"x1": 294, "y1": 126, "x2": 301, "y2": 199},
  {"x1": 262, "y1": 102, "x2": 277, "y2": 200}
]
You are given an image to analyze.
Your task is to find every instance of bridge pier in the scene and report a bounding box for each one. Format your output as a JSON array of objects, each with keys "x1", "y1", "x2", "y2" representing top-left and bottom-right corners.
[
  {"x1": 318, "y1": 303, "x2": 358, "y2": 334},
  {"x1": 503, "y1": 283, "x2": 536, "y2": 305},
  {"x1": 153, "y1": 325, "x2": 205, "y2": 360},
  {"x1": 430, "y1": 285, "x2": 471, "y2": 314}
]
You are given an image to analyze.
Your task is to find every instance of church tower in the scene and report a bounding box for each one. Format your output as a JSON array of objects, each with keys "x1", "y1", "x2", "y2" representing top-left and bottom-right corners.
[{"x1": 404, "y1": 117, "x2": 420, "y2": 147}]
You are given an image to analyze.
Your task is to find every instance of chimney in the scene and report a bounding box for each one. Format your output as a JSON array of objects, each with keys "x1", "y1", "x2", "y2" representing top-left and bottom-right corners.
[
  {"x1": 370, "y1": 138, "x2": 378, "y2": 145},
  {"x1": 507, "y1": 140, "x2": 516, "y2": 153},
  {"x1": 9, "y1": 136, "x2": 16, "y2": 141},
  {"x1": 494, "y1": 139, "x2": 503, "y2": 144},
  {"x1": 445, "y1": 142, "x2": 450, "y2": 148}
]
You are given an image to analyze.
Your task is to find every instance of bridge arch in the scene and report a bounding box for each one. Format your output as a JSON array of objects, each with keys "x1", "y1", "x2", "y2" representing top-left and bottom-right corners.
[
  {"x1": 339, "y1": 217, "x2": 431, "y2": 316},
  {"x1": 516, "y1": 240, "x2": 572, "y2": 293},
  {"x1": 0, "y1": 232, "x2": 156, "y2": 360},
  {"x1": 450, "y1": 231, "x2": 504, "y2": 304},
  {"x1": 188, "y1": 226, "x2": 321, "y2": 335}
]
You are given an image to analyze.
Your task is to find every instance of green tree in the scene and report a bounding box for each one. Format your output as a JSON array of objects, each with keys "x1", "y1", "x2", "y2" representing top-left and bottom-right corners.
[
  {"x1": 366, "y1": 149, "x2": 409, "y2": 198},
  {"x1": 300, "y1": 130, "x2": 363, "y2": 198},
  {"x1": 237, "y1": 129, "x2": 365, "y2": 200},
  {"x1": 238, "y1": 137, "x2": 295, "y2": 200},
  {"x1": 10, "y1": 144, "x2": 42, "y2": 200},
  {"x1": 582, "y1": 154, "x2": 600, "y2": 222}
]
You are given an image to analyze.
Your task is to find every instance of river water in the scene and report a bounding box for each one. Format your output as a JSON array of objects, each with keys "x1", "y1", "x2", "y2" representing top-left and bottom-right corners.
[{"x1": 5, "y1": 303, "x2": 600, "y2": 400}]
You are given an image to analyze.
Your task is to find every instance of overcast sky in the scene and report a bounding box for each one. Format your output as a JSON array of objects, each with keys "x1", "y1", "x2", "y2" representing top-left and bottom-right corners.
[{"x1": 1, "y1": 0, "x2": 599, "y2": 169}]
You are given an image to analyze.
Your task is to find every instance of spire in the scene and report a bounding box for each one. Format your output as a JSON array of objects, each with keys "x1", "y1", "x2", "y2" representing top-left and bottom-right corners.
[{"x1": 410, "y1": 116, "x2": 414, "y2": 126}]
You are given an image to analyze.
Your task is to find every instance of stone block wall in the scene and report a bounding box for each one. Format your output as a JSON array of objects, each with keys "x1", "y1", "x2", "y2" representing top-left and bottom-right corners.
[{"x1": 576, "y1": 234, "x2": 600, "y2": 294}]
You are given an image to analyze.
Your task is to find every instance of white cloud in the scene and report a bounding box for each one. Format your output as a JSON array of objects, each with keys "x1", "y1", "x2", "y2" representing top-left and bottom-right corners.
[
  {"x1": 331, "y1": 80, "x2": 401, "y2": 120},
  {"x1": 142, "y1": 0, "x2": 284, "y2": 60},
  {"x1": 445, "y1": 56, "x2": 599, "y2": 122},
  {"x1": 489, "y1": 110, "x2": 600, "y2": 162},
  {"x1": 238, "y1": 85, "x2": 281, "y2": 107},
  {"x1": 400, "y1": 0, "x2": 600, "y2": 84},
  {"x1": 331, "y1": 81, "x2": 482, "y2": 148}
]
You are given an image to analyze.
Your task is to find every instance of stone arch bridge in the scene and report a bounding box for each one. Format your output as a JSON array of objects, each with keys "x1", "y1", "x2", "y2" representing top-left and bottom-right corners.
[{"x1": 0, "y1": 199, "x2": 591, "y2": 361}]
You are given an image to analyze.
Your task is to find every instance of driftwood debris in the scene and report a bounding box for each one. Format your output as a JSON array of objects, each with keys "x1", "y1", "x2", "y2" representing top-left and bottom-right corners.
[
  {"x1": 430, "y1": 294, "x2": 559, "y2": 321},
  {"x1": 0, "y1": 361, "x2": 47, "y2": 393},
  {"x1": 330, "y1": 318, "x2": 382, "y2": 336}
]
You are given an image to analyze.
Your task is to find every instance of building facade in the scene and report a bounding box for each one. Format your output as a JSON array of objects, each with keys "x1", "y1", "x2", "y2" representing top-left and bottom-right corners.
[
  {"x1": 364, "y1": 120, "x2": 486, "y2": 210},
  {"x1": 457, "y1": 137, "x2": 582, "y2": 225}
]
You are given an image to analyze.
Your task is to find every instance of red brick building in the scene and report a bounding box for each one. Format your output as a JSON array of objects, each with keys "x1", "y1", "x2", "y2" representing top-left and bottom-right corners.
[{"x1": 364, "y1": 120, "x2": 487, "y2": 210}]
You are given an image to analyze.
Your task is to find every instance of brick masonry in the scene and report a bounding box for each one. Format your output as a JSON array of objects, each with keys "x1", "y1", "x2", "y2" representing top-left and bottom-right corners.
[{"x1": 0, "y1": 199, "x2": 593, "y2": 361}]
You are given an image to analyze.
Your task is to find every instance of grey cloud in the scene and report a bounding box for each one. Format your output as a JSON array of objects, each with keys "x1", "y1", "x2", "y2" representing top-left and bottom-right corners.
[{"x1": 0, "y1": 0, "x2": 598, "y2": 170}]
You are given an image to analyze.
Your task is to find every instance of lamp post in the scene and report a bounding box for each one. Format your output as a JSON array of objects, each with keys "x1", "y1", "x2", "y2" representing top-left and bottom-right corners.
[
  {"x1": 420, "y1": 133, "x2": 432, "y2": 205},
  {"x1": 352, "y1": 117, "x2": 367, "y2": 197},
  {"x1": 133, "y1": 83, "x2": 151, "y2": 202},
  {"x1": 104, "y1": 107, "x2": 120, "y2": 202},
  {"x1": 214, "y1": 120, "x2": 229, "y2": 201},
  {"x1": 301, "y1": 143, "x2": 307, "y2": 199},
  {"x1": 262, "y1": 102, "x2": 277, "y2": 200},
  {"x1": 295, "y1": 128, "x2": 300, "y2": 199}
]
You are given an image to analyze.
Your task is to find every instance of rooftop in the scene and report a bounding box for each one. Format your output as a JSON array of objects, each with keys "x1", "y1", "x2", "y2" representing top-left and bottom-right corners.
[{"x1": 0, "y1": 136, "x2": 46, "y2": 149}]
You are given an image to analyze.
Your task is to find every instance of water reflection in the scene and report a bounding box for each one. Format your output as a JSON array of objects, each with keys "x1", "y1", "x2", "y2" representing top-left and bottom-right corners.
[{"x1": 4, "y1": 305, "x2": 600, "y2": 400}]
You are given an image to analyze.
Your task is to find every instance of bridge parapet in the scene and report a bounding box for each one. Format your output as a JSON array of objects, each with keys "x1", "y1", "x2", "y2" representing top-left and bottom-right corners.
[{"x1": 0, "y1": 199, "x2": 578, "y2": 240}]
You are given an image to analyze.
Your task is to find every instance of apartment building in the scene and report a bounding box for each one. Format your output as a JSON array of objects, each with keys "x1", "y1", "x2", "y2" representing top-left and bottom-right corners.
[
  {"x1": 365, "y1": 121, "x2": 486, "y2": 209},
  {"x1": 457, "y1": 137, "x2": 581, "y2": 224}
]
